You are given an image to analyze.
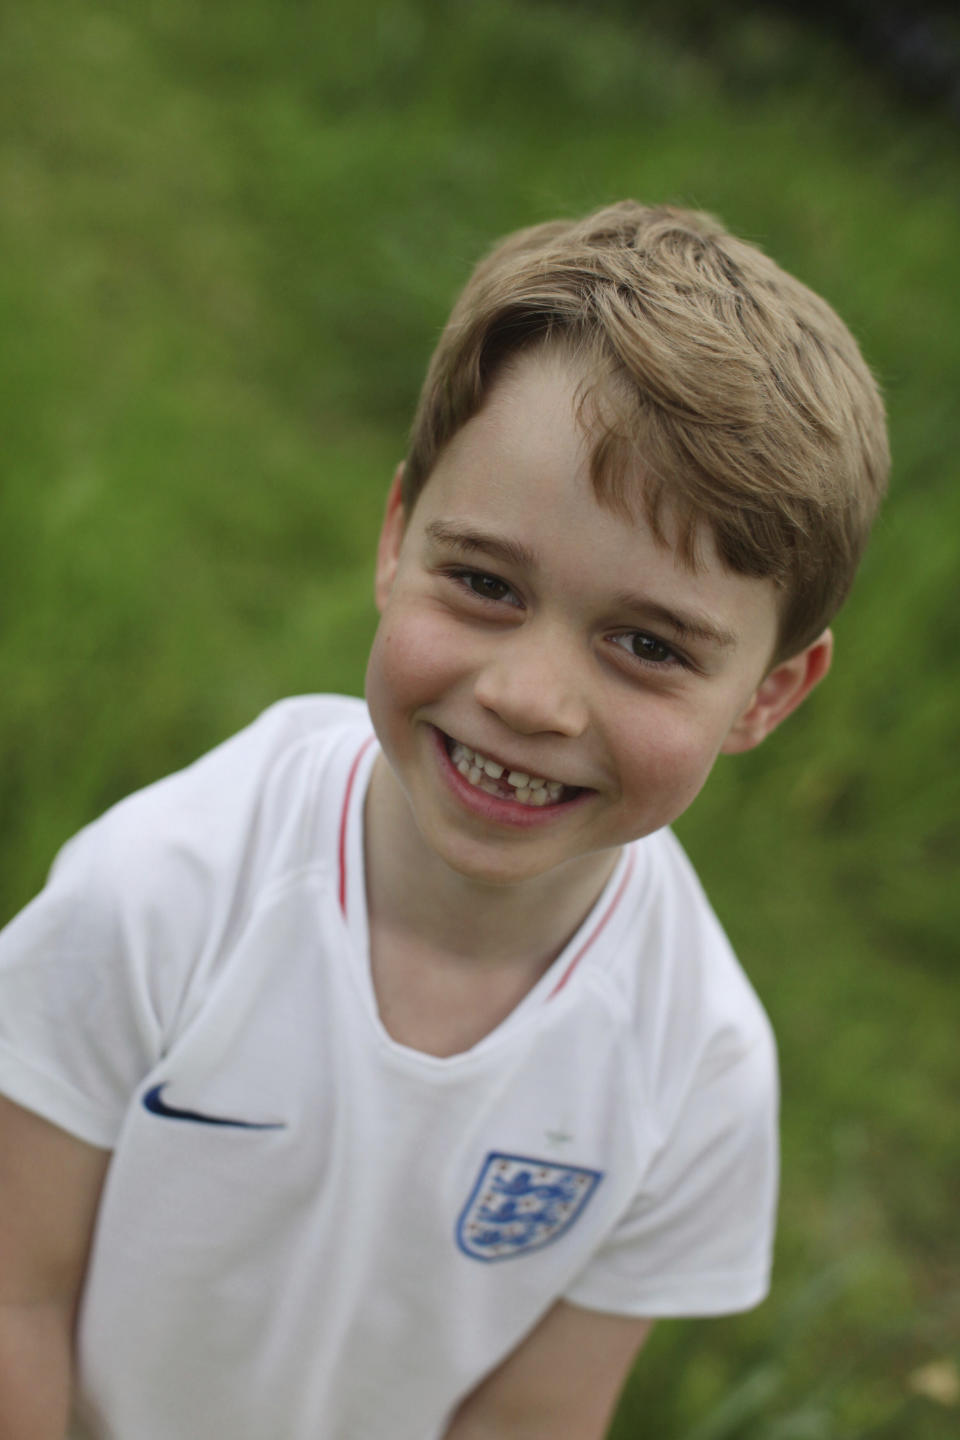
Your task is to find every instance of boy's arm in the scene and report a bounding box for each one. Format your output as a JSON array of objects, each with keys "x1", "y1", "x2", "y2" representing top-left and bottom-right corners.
[
  {"x1": 443, "y1": 1299, "x2": 652, "y2": 1440},
  {"x1": 0, "y1": 1096, "x2": 111, "y2": 1439}
]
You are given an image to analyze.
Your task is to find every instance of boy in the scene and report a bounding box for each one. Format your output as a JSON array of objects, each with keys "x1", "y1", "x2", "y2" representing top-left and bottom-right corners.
[{"x1": 0, "y1": 201, "x2": 888, "y2": 1440}]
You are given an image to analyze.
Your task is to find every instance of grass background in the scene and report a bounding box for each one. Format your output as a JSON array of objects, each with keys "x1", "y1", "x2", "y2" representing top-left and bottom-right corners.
[{"x1": 1, "y1": 1, "x2": 957, "y2": 1434}]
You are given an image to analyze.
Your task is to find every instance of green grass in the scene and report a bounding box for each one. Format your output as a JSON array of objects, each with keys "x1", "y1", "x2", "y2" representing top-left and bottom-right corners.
[{"x1": 1, "y1": 1, "x2": 957, "y2": 1434}]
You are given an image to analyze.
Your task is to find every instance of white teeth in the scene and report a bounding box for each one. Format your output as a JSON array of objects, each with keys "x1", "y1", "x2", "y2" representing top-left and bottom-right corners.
[{"x1": 448, "y1": 738, "x2": 569, "y2": 807}]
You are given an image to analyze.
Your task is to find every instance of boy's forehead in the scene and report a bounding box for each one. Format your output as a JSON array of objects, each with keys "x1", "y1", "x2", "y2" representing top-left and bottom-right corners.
[
  {"x1": 408, "y1": 346, "x2": 782, "y2": 648},
  {"x1": 418, "y1": 344, "x2": 678, "y2": 541},
  {"x1": 415, "y1": 349, "x2": 700, "y2": 566}
]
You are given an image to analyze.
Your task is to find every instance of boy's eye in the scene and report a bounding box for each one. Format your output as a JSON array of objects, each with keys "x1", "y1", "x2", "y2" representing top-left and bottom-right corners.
[
  {"x1": 468, "y1": 573, "x2": 510, "y2": 601},
  {"x1": 611, "y1": 632, "x2": 680, "y2": 666},
  {"x1": 449, "y1": 569, "x2": 520, "y2": 605}
]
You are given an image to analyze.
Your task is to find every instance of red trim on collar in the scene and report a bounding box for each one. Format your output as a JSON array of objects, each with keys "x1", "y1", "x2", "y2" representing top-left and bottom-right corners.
[
  {"x1": 547, "y1": 851, "x2": 636, "y2": 998},
  {"x1": 338, "y1": 736, "x2": 376, "y2": 917}
]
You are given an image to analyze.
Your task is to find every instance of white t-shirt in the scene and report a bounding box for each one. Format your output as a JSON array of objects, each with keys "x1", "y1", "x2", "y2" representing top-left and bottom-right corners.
[{"x1": 0, "y1": 696, "x2": 778, "y2": 1440}]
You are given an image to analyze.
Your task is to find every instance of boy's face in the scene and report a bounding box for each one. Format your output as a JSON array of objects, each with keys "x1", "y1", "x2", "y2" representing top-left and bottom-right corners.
[{"x1": 366, "y1": 350, "x2": 830, "y2": 889}]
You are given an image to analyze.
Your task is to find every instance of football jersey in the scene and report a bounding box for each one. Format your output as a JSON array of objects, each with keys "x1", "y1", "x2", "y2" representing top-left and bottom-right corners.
[{"x1": 0, "y1": 697, "x2": 778, "y2": 1440}]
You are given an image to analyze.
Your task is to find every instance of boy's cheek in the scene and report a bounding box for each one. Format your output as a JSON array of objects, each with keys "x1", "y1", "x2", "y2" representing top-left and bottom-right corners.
[
  {"x1": 616, "y1": 716, "x2": 733, "y2": 824},
  {"x1": 365, "y1": 611, "x2": 462, "y2": 713}
]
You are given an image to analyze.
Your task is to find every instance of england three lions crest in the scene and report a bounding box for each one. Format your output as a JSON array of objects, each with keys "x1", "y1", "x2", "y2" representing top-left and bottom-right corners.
[{"x1": 456, "y1": 1152, "x2": 603, "y2": 1262}]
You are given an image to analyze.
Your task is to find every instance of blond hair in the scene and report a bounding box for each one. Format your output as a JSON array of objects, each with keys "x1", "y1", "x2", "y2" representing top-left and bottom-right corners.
[{"x1": 403, "y1": 201, "x2": 889, "y2": 661}]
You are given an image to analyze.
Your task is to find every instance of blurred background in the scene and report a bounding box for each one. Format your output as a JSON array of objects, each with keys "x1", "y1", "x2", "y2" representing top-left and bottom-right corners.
[{"x1": 1, "y1": 0, "x2": 957, "y2": 1434}]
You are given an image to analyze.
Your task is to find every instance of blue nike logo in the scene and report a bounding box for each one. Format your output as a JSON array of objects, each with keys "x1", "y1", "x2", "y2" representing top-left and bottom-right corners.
[{"x1": 142, "y1": 1083, "x2": 286, "y2": 1130}]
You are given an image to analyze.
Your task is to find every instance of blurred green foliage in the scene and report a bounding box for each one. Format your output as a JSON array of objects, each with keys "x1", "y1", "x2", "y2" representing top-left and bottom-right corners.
[{"x1": 1, "y1": 1, "x2": 957, "y2": 1435}]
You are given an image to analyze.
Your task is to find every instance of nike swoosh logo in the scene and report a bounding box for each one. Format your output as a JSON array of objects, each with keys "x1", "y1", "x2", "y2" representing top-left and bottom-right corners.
[{"x1": 142, "y1": 1083, "x2": 286, "y2": 1130}]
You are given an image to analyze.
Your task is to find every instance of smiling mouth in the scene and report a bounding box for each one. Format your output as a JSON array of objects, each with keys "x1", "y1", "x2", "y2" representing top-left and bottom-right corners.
[{"x1": 443, "y1": 735, "x2": 582, "y2": 807}]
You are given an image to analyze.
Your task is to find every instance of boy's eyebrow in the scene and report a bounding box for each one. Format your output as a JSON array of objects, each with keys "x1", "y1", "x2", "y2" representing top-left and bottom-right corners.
[
  {"x1": 424, "y1": 521, "x2": 538, "y2": 572},
  {"x1": 425, "y1": 521, "x2": 739, "y2": 652},
  {"x1": 610, "y1": 593, "x2": 739, "y2": 651}
]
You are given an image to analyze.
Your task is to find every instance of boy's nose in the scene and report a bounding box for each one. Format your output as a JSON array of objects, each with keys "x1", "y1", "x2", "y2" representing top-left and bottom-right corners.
[{"x1": 473, "y1": 630, "x2": 590, "y2": 738}]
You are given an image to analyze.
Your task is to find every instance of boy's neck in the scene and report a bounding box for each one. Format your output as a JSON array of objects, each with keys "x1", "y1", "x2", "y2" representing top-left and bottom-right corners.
[{"x1": 363, "y1": 755, "x2": 619, "y2": 974}]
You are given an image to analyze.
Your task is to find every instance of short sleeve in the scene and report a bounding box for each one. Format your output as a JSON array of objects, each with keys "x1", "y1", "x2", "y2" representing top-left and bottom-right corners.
[
  {"x1": 0, "y1": 822, "x2": 169, "y2": 1148},
  {"x1": 0, "y1": 696, "x2": 363, "y2": 1150},
  {"x1": 565, "y1": 1026, "x2": 779, "y2": 1317}
]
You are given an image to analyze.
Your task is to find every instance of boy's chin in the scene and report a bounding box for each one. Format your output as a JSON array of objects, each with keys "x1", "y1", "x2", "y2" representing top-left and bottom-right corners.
[{"x1": 419, "y1": 819, "x2": 620, "y2": 896}]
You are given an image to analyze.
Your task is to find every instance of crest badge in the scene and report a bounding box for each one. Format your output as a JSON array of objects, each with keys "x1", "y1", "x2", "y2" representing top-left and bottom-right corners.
[{"x1": 456, "y1": 1151, "x2": 603, "y2": 1262}]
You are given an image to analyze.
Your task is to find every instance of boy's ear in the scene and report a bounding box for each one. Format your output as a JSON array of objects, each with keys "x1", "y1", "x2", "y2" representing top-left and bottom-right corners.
[
  {"x1": 374, "y1": 463, "x2": 408, "y2": 612},
  {"x1": 721, "y1": 630, "x2": 834, "y2": 754}
]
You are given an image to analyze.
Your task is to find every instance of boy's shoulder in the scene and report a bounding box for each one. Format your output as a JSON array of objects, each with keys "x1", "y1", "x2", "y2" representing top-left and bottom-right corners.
[
  {"x1": 0, "y1": 697, "x2": 374, "y2": 1148},
  {"x1": 83, "y1": 693, "x2": 369, "y2": 838},
  {"x1": 599, "y1": 829, "x2": 775, "y2": 1085},
  {"x1": 47, "y1": 694, "x2": 373, "y2": 933}
]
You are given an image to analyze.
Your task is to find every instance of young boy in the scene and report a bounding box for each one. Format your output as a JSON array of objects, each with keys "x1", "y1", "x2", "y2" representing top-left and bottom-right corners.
[{"x1": 0, "y1": 201, "x2": 888, "y2": 1440}]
